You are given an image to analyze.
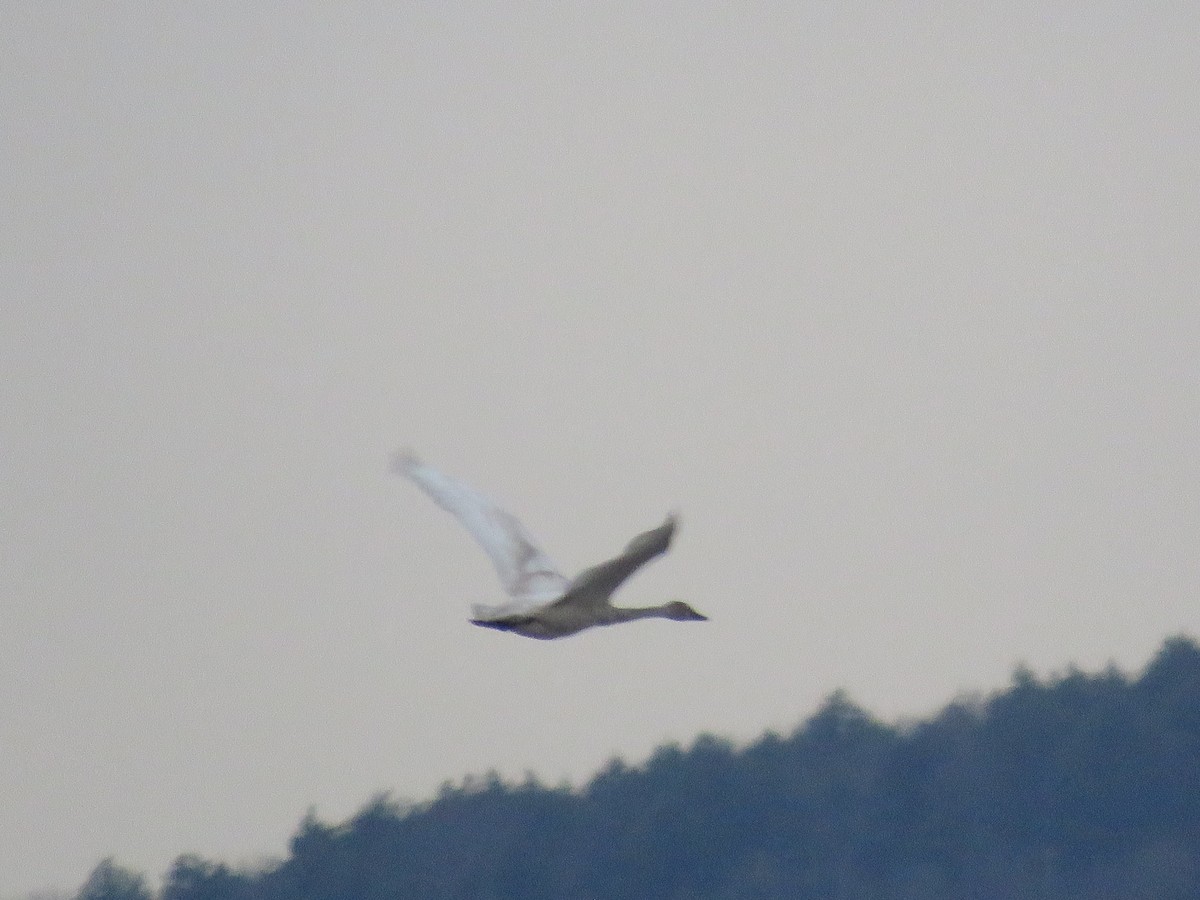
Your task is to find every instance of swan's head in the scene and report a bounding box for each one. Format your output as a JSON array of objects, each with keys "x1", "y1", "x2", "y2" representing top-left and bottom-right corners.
[{"x1": 663, "y1": 600, "x2": 708, "y2": 622}]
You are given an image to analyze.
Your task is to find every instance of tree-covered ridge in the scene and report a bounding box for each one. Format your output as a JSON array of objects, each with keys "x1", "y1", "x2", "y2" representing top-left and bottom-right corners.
[{"x1": 83, "y1": 636, "x2": 1200, "y2": 900}]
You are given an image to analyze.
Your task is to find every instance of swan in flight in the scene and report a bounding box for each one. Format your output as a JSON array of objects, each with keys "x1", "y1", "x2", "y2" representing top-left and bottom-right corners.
[{"x1": 392, "y1": 450, "x2": 707, "y2": 639}]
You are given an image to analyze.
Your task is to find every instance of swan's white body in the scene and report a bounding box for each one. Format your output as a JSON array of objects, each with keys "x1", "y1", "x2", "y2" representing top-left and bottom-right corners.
[{"x1": 393, "y1": 451, "x2": 706, "y2": 639}]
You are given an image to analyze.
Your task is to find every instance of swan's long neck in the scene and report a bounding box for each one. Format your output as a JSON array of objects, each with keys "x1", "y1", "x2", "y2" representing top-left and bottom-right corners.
[{"x1": 606, "y1": 603, "x2": 676, "y2": 624}]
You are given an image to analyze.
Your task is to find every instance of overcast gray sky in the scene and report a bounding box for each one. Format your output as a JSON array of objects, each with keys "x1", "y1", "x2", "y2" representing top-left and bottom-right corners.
[{"x1": 4, "y1": 3, "x2": 1199, "y2": 894}]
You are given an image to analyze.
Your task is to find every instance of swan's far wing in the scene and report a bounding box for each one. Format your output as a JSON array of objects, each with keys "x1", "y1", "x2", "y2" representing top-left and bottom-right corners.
[
  {"x1": 559, "y1": 514, "x2": 677, "y2": 609},
  {"x1": 393, "y1": 451, "x2": 569, "y2": 606}
]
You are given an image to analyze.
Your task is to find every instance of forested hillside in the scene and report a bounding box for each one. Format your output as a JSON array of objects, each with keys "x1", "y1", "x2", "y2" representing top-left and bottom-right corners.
[{"x1": 78, "y1": 636, "x2": 1200, "y2": 900}]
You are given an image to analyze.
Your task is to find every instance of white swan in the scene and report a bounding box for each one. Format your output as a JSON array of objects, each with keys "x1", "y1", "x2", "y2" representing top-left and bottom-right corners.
[{"x1": 392, "y1": 450, "x2": 707, "y2": 639}]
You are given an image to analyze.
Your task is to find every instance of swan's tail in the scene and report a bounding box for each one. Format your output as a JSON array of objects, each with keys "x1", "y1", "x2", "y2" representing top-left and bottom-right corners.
[{"x1": 470, "y1": 602, "x2": 510, "y2": 621}]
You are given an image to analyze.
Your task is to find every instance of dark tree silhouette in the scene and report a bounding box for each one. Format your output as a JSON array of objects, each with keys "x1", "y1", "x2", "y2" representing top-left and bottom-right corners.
[
  {"x1": 75, "y1": 859, "x2": 152, "y2": 900},
  {"x1": 79, "y1": 635, "x2": 1200, "y2": 900}
]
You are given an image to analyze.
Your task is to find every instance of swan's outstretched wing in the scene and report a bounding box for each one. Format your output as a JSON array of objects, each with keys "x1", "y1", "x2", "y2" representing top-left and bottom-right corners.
[
  {"x1": 555, "y1": 514, "x2": 677, "y2": 610},
  {"x1": 393, "y1": 451, "x2": 569, "y2": 607}
]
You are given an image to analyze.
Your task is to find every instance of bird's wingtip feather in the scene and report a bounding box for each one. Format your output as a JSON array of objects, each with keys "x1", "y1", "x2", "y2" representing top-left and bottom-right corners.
[{"x1": 390, "y1": 447, "x2": 420, "y2": 476}]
